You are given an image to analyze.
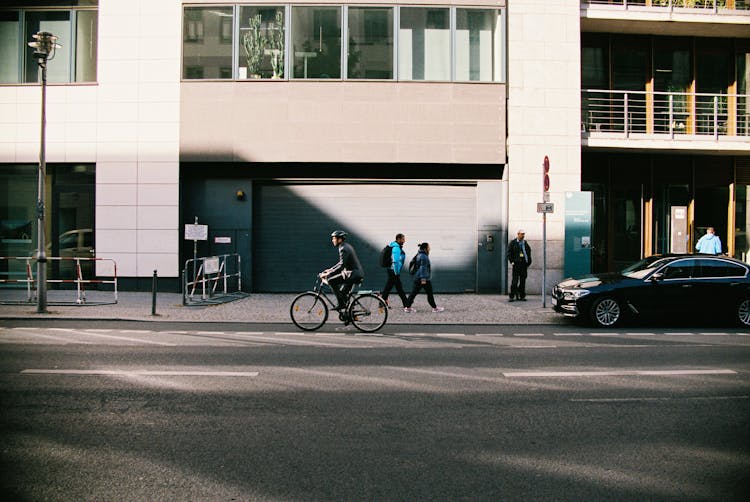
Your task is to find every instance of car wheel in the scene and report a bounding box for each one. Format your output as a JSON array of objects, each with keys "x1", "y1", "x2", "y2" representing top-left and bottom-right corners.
[
  {"x1": 589, "y1": 297, "x2": 621, "y2": 328},
  {"x1": 737, "y1": 298, "x2": 750, "y2": 327}
]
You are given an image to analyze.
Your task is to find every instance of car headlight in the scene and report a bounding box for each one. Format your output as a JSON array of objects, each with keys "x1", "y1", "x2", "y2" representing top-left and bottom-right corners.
[{"x1": 563, "y1": 289, "x2": 590, "y2": 300}]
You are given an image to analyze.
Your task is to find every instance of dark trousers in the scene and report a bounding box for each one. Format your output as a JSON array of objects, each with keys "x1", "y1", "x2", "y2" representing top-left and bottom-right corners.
[
  {"x1": 381, "y1": 270, "x2": 408, "y2": 307},
  {"x1": 406, "y1": 280, "x2": 437, "y2": 308},
  {"x1": 328, "y1": 275, "x2": 356, "y2": 309},
  {"x1": 510, "y1": 263, "x2": 528, "y2": 299}
]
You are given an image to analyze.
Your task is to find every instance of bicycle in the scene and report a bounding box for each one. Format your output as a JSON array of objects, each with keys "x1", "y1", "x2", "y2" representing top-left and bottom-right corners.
[{"x1": 290, "y1": 276, "x2": 388, "y2": 332}]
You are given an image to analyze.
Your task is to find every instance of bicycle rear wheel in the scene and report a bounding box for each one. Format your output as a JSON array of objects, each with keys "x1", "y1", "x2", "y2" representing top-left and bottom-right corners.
[
  {"x1": 349, "y1": 293, "x2": 388, "y2": 333},
  {"x1": 290, "y1": 292, "x2": 328, "y2": 331}
]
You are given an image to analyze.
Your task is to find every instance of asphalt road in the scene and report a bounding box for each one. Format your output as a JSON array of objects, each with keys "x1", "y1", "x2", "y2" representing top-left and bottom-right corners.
[{"x1": 1, "y1": 321, "x2": 749, "y2": 501}]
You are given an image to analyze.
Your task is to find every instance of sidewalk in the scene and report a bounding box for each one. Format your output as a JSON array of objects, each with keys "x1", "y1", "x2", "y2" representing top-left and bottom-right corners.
[{"x1": 0, "y1": 291, "x2": 566, "y2": 325}]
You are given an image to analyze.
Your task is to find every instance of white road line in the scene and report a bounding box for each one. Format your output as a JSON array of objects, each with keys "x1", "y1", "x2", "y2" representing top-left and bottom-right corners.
[
  {"x1": 624, "y1": 333, "x2": 655, "y2": 336},
  {"x1": 503, "y1": 369, "x2": 737, "y2": 378},
  {"x1": 1, "y1": 332, "x2": 92, "y2": 344},
  {"x1": 553, "y1": 333, "x2": 582, "y2": 337},
  {"x1": 664, "y1": 333, "x2": 694, "y2": 336},
  {"x1": 84, "y1": 329, "x2": 113, "y2": 333},
  {"x1": 21, "y1": 369, "x2": 259, "y2": 377},
  {"x1": 699, "y1": 333, "x2": 729, "y2": 336},
  {"x1": 513, "y1": 333, "x2": 544, "y2": 337},
  {"x1": 436, "y1": 333, "x2": 465, "y2": 337},
  {"x1": 69, "y1": 331, "x2": 175, "y2": 346},
  {"x1": 738, "y1": 333, "x2": 750, "y2": 337},
  {"x1": 590, "y1": 333, "x2": 620, "y2": 337},
  {"x1": 233, "y1": 333, "x2": 365, "y2": 348},
  {"x1": 510, "y1": 345, "x2": 557, "y2": 349},
  {"x1": 571, "y1": 395, "x2": 749, "y2": 403},
  {"x1": 477, "y1": 334, "x2": 504, "y2": 337}
]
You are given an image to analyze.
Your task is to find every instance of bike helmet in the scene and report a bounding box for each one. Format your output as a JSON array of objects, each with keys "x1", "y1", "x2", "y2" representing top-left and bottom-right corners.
[{"x1": 331, "y1": 230, "x2": 347, "y2": 239}]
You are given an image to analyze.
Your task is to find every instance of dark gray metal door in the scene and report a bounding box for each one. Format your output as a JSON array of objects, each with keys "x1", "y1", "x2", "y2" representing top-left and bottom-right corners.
[{"x1": 253, "y1": 182, "x2": 477, "y2": 292}]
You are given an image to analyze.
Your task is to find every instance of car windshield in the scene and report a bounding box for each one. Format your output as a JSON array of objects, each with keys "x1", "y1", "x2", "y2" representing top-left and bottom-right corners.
[{"x1": 621, "y1": 256, "x2": 672, "y2": 279}]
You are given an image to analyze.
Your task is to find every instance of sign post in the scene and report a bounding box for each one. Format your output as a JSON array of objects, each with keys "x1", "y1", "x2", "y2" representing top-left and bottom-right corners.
[
  {"x1": 541, "y1": 156, "x2": 551, "y2": 307},
  {"x1": 184, "y1": 216, "x2": 208, "y2": 284}
]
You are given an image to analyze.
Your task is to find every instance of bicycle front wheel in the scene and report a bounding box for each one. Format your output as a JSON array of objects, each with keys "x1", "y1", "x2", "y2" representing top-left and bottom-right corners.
[
  {"x1": 349, "y1": 294, "x2": 388, "y2": 333},
  {"x1": 290, "y1": 292, "x2": 328, "y2": 331}
]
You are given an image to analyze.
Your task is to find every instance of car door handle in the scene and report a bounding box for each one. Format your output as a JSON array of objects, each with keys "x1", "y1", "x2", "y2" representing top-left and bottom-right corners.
[{"x1": 681, "y1": 284, "x2": 692, "y2": 288}]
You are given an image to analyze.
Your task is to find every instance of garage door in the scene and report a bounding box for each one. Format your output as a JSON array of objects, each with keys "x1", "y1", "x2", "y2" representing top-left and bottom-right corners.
[{"x1": 253, "y1": 182, "x2": 477, "y2": 292}]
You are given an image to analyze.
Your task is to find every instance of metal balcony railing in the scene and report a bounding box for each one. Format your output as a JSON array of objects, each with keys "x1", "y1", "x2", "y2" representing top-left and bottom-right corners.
[
  {"x1": 584, "y1": 1, "x2": 750, "y2": 11},
  {"x1": 582, "y1": 89, "x2": 750, "y2": 138}
]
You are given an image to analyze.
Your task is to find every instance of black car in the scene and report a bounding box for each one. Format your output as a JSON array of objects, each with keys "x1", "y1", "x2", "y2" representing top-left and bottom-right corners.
[{"x1": 551, "y1": 254, "x2": 750, "y2": 327}]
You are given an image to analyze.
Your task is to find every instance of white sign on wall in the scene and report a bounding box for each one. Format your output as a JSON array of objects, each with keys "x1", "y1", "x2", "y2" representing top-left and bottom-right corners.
[{"x1": 184, "y1": 224, "x2": 208, "y2": 241}]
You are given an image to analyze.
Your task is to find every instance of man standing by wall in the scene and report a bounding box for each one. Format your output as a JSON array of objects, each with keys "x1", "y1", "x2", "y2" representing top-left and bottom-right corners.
[{"x1": 507, "y1": 229, "x2": 532, "y2": 301}]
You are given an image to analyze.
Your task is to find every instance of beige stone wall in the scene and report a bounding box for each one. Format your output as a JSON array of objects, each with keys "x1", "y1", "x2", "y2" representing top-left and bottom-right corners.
[
  {"x1": 507, "y1": 0, "x2": 582, "y2": 293},
  {"x1": 181, "y1": 81, "x2": 506, "y2": 164}
]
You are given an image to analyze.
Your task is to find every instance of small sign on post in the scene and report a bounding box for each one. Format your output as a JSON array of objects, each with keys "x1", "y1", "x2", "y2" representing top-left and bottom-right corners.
[{"x1": 537, "y1": 202, "x2": 555, "y2": 213}]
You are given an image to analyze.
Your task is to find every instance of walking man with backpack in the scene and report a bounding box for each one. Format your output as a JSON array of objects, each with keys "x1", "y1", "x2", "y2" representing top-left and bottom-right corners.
[{"x1": 380, "y1": 233, "x2": 408, "y2": 309}]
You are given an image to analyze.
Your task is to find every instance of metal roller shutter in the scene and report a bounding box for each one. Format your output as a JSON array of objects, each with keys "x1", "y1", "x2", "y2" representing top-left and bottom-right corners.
[{"x1": 253, "y1": 182, "x2": 477, "y2": 292}]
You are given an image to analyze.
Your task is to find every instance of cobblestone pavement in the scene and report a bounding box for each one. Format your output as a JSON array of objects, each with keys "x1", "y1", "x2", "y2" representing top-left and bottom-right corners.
[{"x1": 0, "y1": 290, "x2": 566, "y2": 325}]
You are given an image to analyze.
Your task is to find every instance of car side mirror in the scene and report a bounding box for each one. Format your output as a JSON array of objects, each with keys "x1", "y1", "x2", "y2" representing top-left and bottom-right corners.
[{"x1": 650, "y1": 272, "x2": 664, "y2": 282}]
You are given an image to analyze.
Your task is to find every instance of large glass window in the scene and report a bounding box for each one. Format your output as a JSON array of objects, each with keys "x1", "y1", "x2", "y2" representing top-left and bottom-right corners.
[
  {"x1": 455, "y1": 9, "x2": 500, "y2": 82},
  {"x1": 183, "y1": 7, "x2": 234, "y2": 80},
  {"x1": 398, "y1": 7, "x2": 450, "y2": 81},
  {"x1": 239, "y1": 6, "x2": 285, "y2": 79},
  {"x1": 0, "y1": 4, "x2": 98, "y2": 84},
  {"x1": 291, "y1": 6, "x2": 341, "y2": 79},
  {"x1": 347, "y1": 7, "x2": 393, "y2": 80}
]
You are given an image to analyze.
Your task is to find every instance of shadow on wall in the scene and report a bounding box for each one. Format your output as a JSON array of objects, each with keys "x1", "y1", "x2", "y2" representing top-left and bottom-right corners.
[{"x1": 251, "y1": 182, "x2": 480, "y2": 293}]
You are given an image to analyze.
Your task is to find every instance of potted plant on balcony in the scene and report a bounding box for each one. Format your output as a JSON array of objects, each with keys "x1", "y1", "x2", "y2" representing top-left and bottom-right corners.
[{"x1": 265, "y1": 10, "x2": 285, "y2": 79}]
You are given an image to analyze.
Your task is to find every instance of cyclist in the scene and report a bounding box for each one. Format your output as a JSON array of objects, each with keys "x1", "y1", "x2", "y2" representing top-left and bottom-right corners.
[{"x1": 319, "y1": 230, "x2": 364, "y2": 311}]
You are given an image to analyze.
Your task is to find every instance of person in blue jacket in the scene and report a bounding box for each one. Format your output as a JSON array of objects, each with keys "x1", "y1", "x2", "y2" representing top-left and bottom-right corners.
[
  {"x1": 695, "y1": 227, "x2": 723, "y2": 255},
  {"x1": 381, "y1": 233, "x2": 408, "y2": 308},
  {"x1": 404, "y1": 242, "x2": 445, "y2": 313}
]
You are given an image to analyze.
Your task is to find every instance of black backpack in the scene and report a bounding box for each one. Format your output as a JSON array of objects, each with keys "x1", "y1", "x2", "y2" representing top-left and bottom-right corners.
[
  {"x1": 379, "y1": 245, "x2": 392, "y2": 268},
  {"x1": 408, "y1": 254, "x2": 418, "y2": 274}
]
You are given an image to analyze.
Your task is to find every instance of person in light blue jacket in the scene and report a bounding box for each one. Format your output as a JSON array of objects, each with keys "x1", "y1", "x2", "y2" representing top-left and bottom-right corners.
[
  {"x1": 380, "y1": 233, "x2": 408, "y2": 308},
  {"x1": 695, "y1": 227, "x2": 723, "y2": 255}
]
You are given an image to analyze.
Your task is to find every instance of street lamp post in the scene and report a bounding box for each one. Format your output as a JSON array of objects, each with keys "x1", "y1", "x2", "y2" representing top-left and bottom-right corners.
[{"x1": 28, "y1": 31, "x2": 61, "y2": 313}]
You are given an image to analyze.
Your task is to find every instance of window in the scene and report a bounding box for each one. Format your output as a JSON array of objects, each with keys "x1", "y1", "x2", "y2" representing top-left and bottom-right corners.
[
  {"x1": 348, "y1": 7, "x2": 393, "y2": 79},
  {"x1": 455, "y1": 9, "x2": 501, "y2": 82},
  {"x1": 399, "y1": 7, "x2": 450, "y2": 81},
  {"x1": 291, "y1": 6, "x2": 341, "y2": 79},
  {"x1": 0, "y1": 3, "x2": 98, "y2": 84},
  {"x1": 238, "y1": 6, "x2": 285, "y2": 79},
  {"x1": 663, "y1": 259, "x2": 698, "y2": 279},
  {"x1": 182, "y1": 7, "x2": 234, "y2": 79},
  {"x1": 697, "y1": 259, "x2": 747, "y2": 278},
  {"x1": 180, "y1": 4, "x2": 507, "y2": 83}
]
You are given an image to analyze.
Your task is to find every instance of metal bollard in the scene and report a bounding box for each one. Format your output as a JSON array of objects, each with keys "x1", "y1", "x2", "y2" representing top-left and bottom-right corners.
[{"x1": 151, "y1": 269, "x2": 158, "y2": 316}]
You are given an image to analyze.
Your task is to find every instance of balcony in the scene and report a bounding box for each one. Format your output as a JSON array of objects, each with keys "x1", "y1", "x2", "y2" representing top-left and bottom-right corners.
[
  {"x1": 585, "y1": 1, "x2": 749, "y2": 11},
  {"x1": 582, "y1": 0, "x2": 750, "y2": 37},
  {"x1": 582, "y1": 89, "x2": 750, "y2": 152}
]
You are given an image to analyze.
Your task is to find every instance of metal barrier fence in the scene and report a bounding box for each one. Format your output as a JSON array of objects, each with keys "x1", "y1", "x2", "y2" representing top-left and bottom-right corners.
[
  {"x1": 0, "y1": 256, "x2": 118, "y2": 305},
  {"x1": 582, "y1": 89, "x2": 750, "y2": 138},
  {"x1": 183, "y1": 253, "x2": 248, "y2": 306}
]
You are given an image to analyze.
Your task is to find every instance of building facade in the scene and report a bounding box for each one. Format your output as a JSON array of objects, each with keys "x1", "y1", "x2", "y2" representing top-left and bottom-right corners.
[{"x1": 0, "y1": 0, "x2": 748, "y2": 295}]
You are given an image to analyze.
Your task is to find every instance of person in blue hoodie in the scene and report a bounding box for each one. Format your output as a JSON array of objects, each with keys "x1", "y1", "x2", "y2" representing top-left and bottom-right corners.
[
  {"x1": 404, "y1": 242, "x2": 445, "y2": 313},
  {"x1": 381, "y1": 233, "x2": 408, "y2": 308},
  {"x1": 695, "y1": 227, "x2": 722, "y2": 255}
]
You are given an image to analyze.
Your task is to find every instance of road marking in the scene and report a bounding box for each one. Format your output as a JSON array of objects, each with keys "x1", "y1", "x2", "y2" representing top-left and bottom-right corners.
[
  {"x1": 553, "y1": 332, "x2": 582, "y2": 337},
  {"x1": 436, "y1": 333, "x2": 465, "y2": 337},
  {"x1": 513, "y1": 333, "x2": 544, "y2": 337},
  {"x1": 477, "y1": 334, "x2": 504, "y2": 337},
  {"x1": 84, "y1": 329, "x2": 113, "y2": 333},
  {"x1": 664, "y1": 333, "x2": 694, "y2": 336},
  {"x1": 590, "y1": 333, "x2": 620, "y2": 337},
  {"x1": 624, "y1": 333, "x2": 655, "y2": 336},
  {"x1": 0, "y1": 332, "x2": 92, "y2": 344},
  {"x1": 21, "y1": 369, "x2": 259, "y2": 377},
  {"x1": 503, "y1": 369, "x2": 737, "y2": 378},
  {"x1": 69, "y1": 331, "x2": 175, "y2": 346},
  {"x1": 510, "y1": 345, "x2": 557, "y2": 349},
  {"x1": 699, "y1": 332, "x2": 729, "y2": 336},
  {"x1": 571, "y1": 395, "x2": 749, "y2": 403}
]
